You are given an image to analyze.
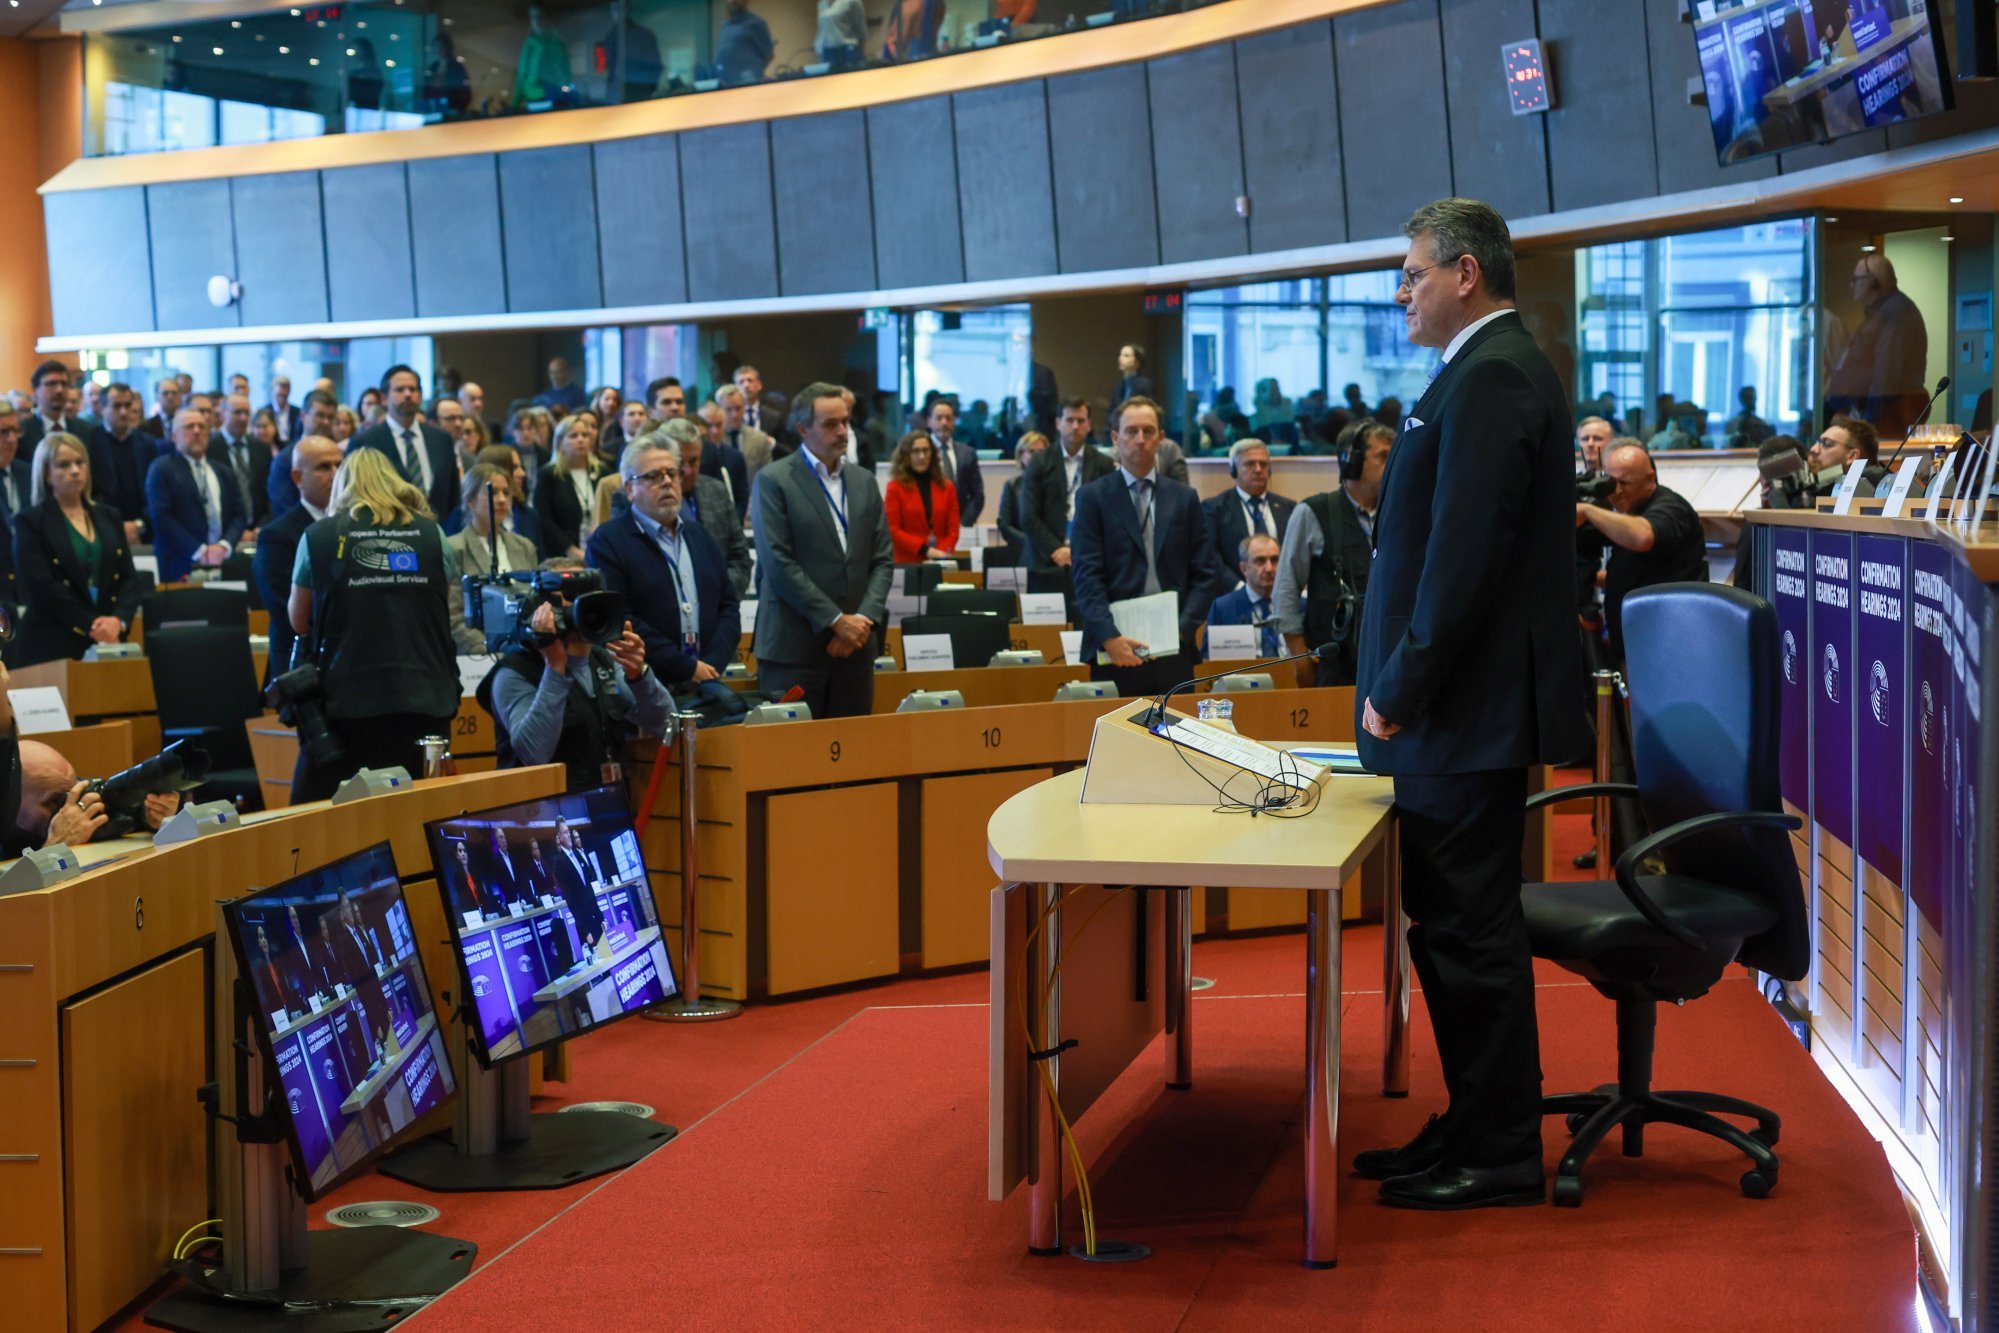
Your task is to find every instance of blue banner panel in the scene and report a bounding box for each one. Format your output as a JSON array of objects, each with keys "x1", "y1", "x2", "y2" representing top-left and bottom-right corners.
[
  {"x1": 1811, "y1": 531, "x2": 1856, "y2": 844},
  {"x1": 1908, "y1": 542, "x2": 1954, "y2": 933},
  {"x1": 1855, "y1": 535, "x2": 1909, "y2": 883},
  {"x1": 1771, "y1": 527, "x2": 1812, "y2": 808},
  {"x1": 1954, "y1": 560, "x2": 1986, "y2": 949}
]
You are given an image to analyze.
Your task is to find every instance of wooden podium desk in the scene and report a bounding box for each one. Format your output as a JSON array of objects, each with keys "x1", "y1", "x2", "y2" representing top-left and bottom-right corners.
[
  {"x1": 985, "y1": 765, "x2": 1401, "y2": 1268},
  {"x1": 12, "y1": 652, "x2": 269, "y2": 758},
  {"x1": 0, "y1": 764, "x2": 564, "y2": 1333}
]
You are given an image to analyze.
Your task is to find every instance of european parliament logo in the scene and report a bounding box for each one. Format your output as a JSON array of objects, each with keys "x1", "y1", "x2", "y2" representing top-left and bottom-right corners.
[
  {"x1": 1869, "y1": 660, "x2": 1890, "y2": 726},
  {"x1": 1782, "y1": 630, "x2": 1798, "y2": 685},
  {"x1": 1822, "y1": 643, "x2": 1839, "y2": 704},
  {"x1": 387, "y1": 551, "x2": 419, "y2": 573}
]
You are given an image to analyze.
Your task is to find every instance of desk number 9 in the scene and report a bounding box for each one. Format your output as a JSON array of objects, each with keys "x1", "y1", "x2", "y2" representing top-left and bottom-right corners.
[{"x1": 829, "y1": 740, "x2": 842, "y2": 763}]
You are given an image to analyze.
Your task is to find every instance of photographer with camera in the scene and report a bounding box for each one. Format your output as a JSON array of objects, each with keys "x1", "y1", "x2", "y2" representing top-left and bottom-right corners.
[
  {"x1": 284, "y1": 449, "x2": 458, "y2": 802},
  {"x1": 14, "y1": 738, "x2": 184, "y2": 848},
  {"x1": 479, "y1": 557, "x2": 672, "y2": 791},
  {"x1": 1575, "y1": 442, "x2": 1708, "y2": 663}
]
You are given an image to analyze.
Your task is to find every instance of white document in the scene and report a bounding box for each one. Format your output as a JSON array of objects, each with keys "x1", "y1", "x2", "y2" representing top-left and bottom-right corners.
[
  {"x1": 1206, "y1": 625, "x2": 1259, "y2": 661},
  {"x1": 132, "y1": 554, "x2": 159, "y2": 581},
  {"x1": 1019, "y1": 593, "x2": 1067, "y2": 626},
  {"x1": 739, "y1": 599, "x2": 758, "y2": 625},
  {"x1": 1059, "y1": 631, "x2": 1084, "y2": 666},
  {"x1": 903, "y1": 633, "x2": 955, "y2": 671},
  {"x1": 986, "y1": 566, "x2": 1027, "y2": 594},
  {"x1": 1098, "y1": 591, "x2": 1179, "y2": 665},
  {"x1": 204, "y1": 579, "x2": 249, "y2": 592},
  {"x1": 968, "y1": 545, "x2": 985, "y2": 573},
  {"x1": 9, "y1": 687, "x2": 71, "y2": 736},
  {"x1": 1150, "y1": 716, "x2": 1315, "y2": 790},
  {"x1": 456, "y1": 655, "x2": 490, "y2": 698},
  {"x1": 1879, "y1": 457, "x2": 1924, "y2": 518},
  {"x1": 1925, "y1": 454, "x2": 1957, "y2": 522},
  {"x1": 1830, "y1": 459, "x2": 1870, "y2": 515}
]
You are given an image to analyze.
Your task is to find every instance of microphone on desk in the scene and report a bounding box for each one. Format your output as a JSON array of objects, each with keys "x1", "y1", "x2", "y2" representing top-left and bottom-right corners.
[
  {"x1": 1142, "y1": 642, "x2": 1342, "y2": 730},
  {"x1": 1881, "y1": 376, "x2": 1951, "y2": 474}
]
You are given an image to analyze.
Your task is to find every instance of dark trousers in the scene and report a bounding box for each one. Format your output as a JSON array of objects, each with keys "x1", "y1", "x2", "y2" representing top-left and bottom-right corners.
[
  {"x1": 292, "y1": 712, "x2": 451, "y2": 804},
  {"x1": 1394, "y1": 767, "x2": 1541, "y2": 1166},
  {"x1": 758, "y1": 653, "x2": 874, "y2": 720},
  {"x1": 1089, "y1": 651, "x2": 1188, "y2": 699}
]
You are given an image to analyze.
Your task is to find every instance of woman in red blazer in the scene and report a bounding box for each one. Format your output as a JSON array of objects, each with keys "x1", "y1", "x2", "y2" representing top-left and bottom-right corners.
[{"x1": 884, "y1": 429, "x2": 960, "y2": 563}]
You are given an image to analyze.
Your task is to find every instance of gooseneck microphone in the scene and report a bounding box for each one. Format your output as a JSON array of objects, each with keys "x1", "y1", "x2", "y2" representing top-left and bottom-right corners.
[
  {"x1": 1143, "y1": 642, "x2": 1341, "y2": 730},
  {"x1": 1881, "y1": 376, "x2": 1951, "y2": 474}
]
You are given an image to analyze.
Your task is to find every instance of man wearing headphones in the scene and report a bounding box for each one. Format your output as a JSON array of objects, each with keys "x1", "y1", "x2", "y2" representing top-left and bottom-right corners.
[
  {"x1": 1575, "y1": 441, "x2": 1707, "y2": 663},
  {"x1": 1273, "y1": 417, "x2": 1392, "y2": 688},
  {"x1": 1201, "y1": 438, "x2": 1296, "y2": 591}
]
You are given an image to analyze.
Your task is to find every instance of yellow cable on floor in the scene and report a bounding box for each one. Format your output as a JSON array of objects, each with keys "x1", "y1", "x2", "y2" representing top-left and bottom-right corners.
[{"x1": 171, "y1": 1218, "x2": 222, "y2": 1260}]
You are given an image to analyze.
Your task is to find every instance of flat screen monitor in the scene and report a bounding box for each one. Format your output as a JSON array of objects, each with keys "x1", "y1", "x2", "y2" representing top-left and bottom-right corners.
[
  {"x1": 222, "y1": 842, "x2": 456, "y2": 1199},
  {"x1": 1692, "y1": 0, "x2": 1951, "y2": 164},
  {"x1": 424, "y1": 784, "x2": 677, "y2": 1069}
]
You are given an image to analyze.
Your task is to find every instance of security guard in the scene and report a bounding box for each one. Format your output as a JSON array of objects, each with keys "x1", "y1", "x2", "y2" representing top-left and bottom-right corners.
[{"x1": 1273, "y1": 417, "x2": 1392, "y2": 687}]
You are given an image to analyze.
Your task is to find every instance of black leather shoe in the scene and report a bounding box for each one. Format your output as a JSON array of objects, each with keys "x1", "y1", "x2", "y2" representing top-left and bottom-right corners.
[
  {"x1": 1352, "y1": 1113, "x2": 1451, "y2": 1181},
  {"x1": 1572, "y1": 848, "x2": 1597, "y2": 870},
  {"x1": 1378, "y1": 1158, "x2": 1545, "y2": 1210}
]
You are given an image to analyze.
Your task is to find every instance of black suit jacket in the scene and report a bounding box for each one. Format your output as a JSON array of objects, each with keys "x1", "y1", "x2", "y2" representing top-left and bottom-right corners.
[
  {"x1": 20, "y1": 416, "x2": 74, "y2": 457},
  {"x1": 12, "y1": 499, "x2": 144, "y2": 666},
  {"x1": 0, "y1": 457, "x2": 34, "y2": 608},
  {"x1": 145, "y1": 452, "x2": 249, "y2": 584},
  {"x1": 87, "y1": 427, "x2": 161, "y2": 541},
  {"x1": 354, "y1": 419, "x2": 458, "y2": 520},
  {"x1": 1353, "y1": 311, "x2": 1589, "y2": 775},
  {"x1": 700, "y1": 442, "x2": 751, "y2": 521},
  {"x1": 253, "y1": 501, "x2": 316, "y2": 686},
  {"x1": 534, "y1": 462, "x2": 600, "y2": 555},
  {"x1": 585, "y1": 509, "x2": 741, "y2": 681},
  {"x1": 1024, "y1": 444, "x2": 1116, "y2": 568},
  {"x1": 994, "y1": 477, "x2": 1028, "y2": 566},
  {"x1": 215, "y1": 433, "x2": 273, "y2": 527},
  {"x1": 1202, "y1": 487, "x2": 1298, "y2": 580},
  {"x1": 552, "y1": 844, "x2": 605, "y2": 946},
  {"x1": 1070, "y1": 468, "x2": 1221, "y2": 659}
]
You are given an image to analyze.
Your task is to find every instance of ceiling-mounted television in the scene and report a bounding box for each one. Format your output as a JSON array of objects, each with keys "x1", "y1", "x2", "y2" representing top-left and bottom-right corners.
[{"x1": 1693, "y1": 0, "x2": 1953, "y2": 164}]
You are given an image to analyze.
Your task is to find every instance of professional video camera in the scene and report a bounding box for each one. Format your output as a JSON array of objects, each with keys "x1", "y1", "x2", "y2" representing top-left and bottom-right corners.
[
  {"x1": 1575, "y1": 470, "x2": 1615, "y2": 506},
  {"x1": 266, "y1": 663, "x2": 344, "y2": 773},
  {"x1": 459, "y1": 567, "x2": 626, "y2": 654},
  {"x1": 1758, "y1": 436, "x2": 1819, "y2": 509},
  {"x1": 86, "y1": 738, "x2": 209, "y2": 839}
]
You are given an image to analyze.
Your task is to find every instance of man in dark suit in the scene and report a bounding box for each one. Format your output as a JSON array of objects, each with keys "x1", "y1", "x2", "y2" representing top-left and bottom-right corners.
[
  {"x1": 732, "y1": 364, "x2": 789, "y2": 446},
  {"x1": 1203, "y1": 533, "x2": 1282, "y2": 660},
  {"x1": 695, "y1": 403, "x2": 751, "y2": 521},
  {"x1": 254, "y1": 436, "x2": 342, "y2": 687},
  {"x1": 1070, "y1": 395, "x2": 1222, "y2": 697},
  {"x1": 926, "y1": 399, "x2": 984, "y2": 528},
  {"x1": 751, "y1": 383, "x2": 893, "y2": 719},
  {"x1": 20, "y1": 361, "x2": 75, "y2": 455},
  {"x1": 215, "y1": 393, "x2": 270, "y2": 528},
  {"x1": 1202, "y1": 439, "x2": 1297, "y2": 591},
  {"x1": 551, "y1": 816, "x2": 606, "y2": 957},
  {"x1": 587, "y1": 434, "x2": 742, "y2": 686},
  {"x1": 668, "y1": 421, "x2": 753, "y2": 597},
  {"x1": 267, "y1": 375, "x2": 304, "y2": 445},
  {"x1": 145, "y1": 408, "x2": 249, "y2": 584},
  {"x1": 1351, "y1": 198, "x2": 1588, "y2": 1210},
  {"x1": 0, "y1": 403, "x2": 33, "y2": 616},
  {"x1": 1025, "y1": 399, "x2": 1115, "y2": 571},
  {"x1": 267, "y1": 390, "x2": 338, "y2": 520},
  {"x1": 141, "y1": 380, "x2": 183, "y2": 444},
  {"x1": 88, "y1": 383, "x2": 160, "y2": 545},
  {"x1": 353, "y1": 365, "x2": 457, "y2": 519}
]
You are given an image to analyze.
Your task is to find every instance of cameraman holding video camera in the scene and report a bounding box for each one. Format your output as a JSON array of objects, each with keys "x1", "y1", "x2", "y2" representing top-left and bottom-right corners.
[
  {"x1": 0, "y1": 659, "x2": 183, "y2": 853},
  {"x1": 479, "y1": 557, "x2": 673, "y2": 791}
]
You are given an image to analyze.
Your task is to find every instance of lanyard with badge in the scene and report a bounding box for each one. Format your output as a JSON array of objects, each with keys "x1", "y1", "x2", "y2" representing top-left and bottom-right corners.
[
  {"x1": 656, "y1": 524, "x2": 700, "y2": 656},
  {"x1": 813, "y1": 464, "x2": 849, "y2": 540}
]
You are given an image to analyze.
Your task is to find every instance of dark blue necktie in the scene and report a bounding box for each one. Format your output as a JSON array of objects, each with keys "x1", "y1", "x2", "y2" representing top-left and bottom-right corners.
[
  {"x1": 1255, "y1": 597, "x2": 1277, "y2": 656},
  {"x1": 1246, "y1": 493, "x2": 1267, "y2": 537}
]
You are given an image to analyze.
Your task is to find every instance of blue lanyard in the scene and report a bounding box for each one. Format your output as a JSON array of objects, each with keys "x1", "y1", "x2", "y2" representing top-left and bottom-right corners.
[{"x1": 813, "y1": 464, "x2": 849, "y2": 534}]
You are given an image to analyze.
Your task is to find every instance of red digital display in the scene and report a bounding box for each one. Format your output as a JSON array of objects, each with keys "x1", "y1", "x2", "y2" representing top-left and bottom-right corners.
[
  {"x1": 1143, "y1": 290, "x2": 1184, "y2": 315},
  {"x1": 1502, "y1": 40, "x2": 1552, "y2": 116}
]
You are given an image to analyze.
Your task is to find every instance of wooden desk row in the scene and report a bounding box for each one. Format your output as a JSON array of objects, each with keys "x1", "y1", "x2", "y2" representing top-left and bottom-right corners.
[{"x1": 0, "y1": 765, "x2": 565, "y2": 1333}]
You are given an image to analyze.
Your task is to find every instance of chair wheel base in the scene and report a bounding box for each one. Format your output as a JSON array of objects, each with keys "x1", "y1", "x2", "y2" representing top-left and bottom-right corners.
[
  {"x1": 1540, "y1": 1085, "x2": 1780, "y2": 1205},
  {"x1": 1740, "y1": 1167, "x2": 1777, "y2": 1198},
  {"x1": 1551, "y1": 1175, "x2": 1583, "y2": 1208}
]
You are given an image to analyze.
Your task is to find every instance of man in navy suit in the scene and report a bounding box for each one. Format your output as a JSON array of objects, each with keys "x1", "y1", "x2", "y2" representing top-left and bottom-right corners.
[
  {"x1": 266, "y1": 389, "x2": 338, "y2": 520},
  {"x1": 926, "y1": 399, "x2": 984, "y2": 527},
  {"x1": 353, "y1": 365, "x2": 457, "y2": 519},
  {"x1": 1202, "y1": 438, "x2": 1296, "y2": 591},
  {"x1": 1070, "y1": 395, "x2": 1222, "y2": 697},
  {"x1": 586, "y1": 434, "x2": 741, "y2": 685},
  {"x1": 1350, "y1": 198, "x2": 1588, "y2": 1210},
  {"x1": 145, "y1": 407, "x2": 249, "y2": 584},
  {"x1": 1203, "y1": 533, "x2": 1282, "y2": 660},
  {"x1": 87, "y1": 383, "x2": 160, "y2": 545},
  {"x1": 0, "y1": 402, "x2": 34, "y2": 615},
  {"x1": 267, "y1": 375, "x2": 305, "y2": 445}
]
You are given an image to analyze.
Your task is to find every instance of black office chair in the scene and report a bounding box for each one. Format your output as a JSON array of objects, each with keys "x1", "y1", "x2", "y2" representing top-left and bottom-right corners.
[
  {"x1": 900, "y1": 614, "x2": 1011, "y2": 669},
  {"x1": 893, "y1": 563, "x2": 945, "y2": 597},
  {"x1": 1520, "y1": 583, "x2": 1806, "y2": 1206},
  {"x1": 144, "y1": 625, "x2": 265, "y2": 811},
  {"x1": 1024, "y1": 568, "x2": 1077, "y2": 623},
  {"x1": 923, "y1": 588, "x2": 1018, "y2": 620},
  {"x1": 141, "y1": 586, "x2": 250, "y2": 633}
]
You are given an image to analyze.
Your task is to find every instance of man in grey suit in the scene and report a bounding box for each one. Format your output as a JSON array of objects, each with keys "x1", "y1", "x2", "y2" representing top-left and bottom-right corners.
[
  {"x1": 751, "y1": 382, "x2": 892, "y2": 719},
  {"x1": 715, "y1": 384, "x2": 775, "y2": 485},
  {"x1": 665, "y1": 419, "x2": 753, "y2": 598}
]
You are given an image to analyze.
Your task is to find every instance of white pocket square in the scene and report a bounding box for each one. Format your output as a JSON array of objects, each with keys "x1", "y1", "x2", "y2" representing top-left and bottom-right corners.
[{"x1": 1403, "y1": 417, "x2": 1425, "y2": 431}]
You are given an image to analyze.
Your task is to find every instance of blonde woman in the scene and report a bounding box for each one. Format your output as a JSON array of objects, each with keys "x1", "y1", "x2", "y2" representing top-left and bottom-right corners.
[
  {"x1": 331, "y1": 403, "x2": 360, "y2": 445},
  {"x1": 14, "y1": 433, "x2": 143, "y2": 665},
  {"x1": 285, "y1": 448, "x2": 458, "y2": 801},
  {"x1": 534, "y1": 411, "x2": 602, "y2": 558},
  {"x1": 447, "y1": 464, "x2": 538, "y2": 653}
]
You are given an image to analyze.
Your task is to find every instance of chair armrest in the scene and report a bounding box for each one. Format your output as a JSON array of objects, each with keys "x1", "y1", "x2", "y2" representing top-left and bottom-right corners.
[
  {"x1": 1523, "y1": 782, "x2": 1640, "y2": 812},
  {"x1": 1610, "y1": 810, "x2": 1804, "y2": 953}
]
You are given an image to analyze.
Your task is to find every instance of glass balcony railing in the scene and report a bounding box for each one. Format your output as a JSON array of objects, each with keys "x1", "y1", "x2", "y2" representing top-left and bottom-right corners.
[{"x1": 81, "y1": 0, "x2": 1230, "y2": 158}]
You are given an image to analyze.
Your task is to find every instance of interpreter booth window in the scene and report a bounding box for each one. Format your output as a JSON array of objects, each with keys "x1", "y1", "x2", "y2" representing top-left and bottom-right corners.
[
  {"x1": 904, "y1": 306, "x2": 1031, "y2": 439},
  {"x1": 1577, "y1": 219, "x2": 1815, "y2": 448},
  {"x1": 1325, "y1": 271, "x2": 1440, "y2": 420},
  {"x1": 1186, "y1": 281, "x2": 1322, "y2": 449}
]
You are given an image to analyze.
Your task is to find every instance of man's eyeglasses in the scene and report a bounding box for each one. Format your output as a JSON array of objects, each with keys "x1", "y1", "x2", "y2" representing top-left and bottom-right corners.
[
  {"x1": 625, "y1": 467, "x2": 676, "y2": 489},
  {"x1": 1397, "y1": 259, "x2": 1459, "y2": 293}
]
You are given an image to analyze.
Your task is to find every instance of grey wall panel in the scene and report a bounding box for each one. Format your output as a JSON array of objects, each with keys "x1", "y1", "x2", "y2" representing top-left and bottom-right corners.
[
  {"x1": 681, "y1": 123, "x2": 779, "y2": 302},
  {"x1": 867, "y1": 97, "x2": 964, "y2": 289},
  {"x1": 231, "y1": 172, "x2": 328, "y2": 328},
  {"x1": 148, "y1": 179, "x2": 240, "y2": 333},
  {"x1": 45, "y1": 187, "x2": 154, "y2": 338},
  {"x1": 407, "y1": 155, "x2": 507, "y2": 319},
  {"x1": 1778, "y1": 129, "x2": 1890, "y2": 174},
  {"x1": 1439, "y1": 0, "x2": 1549, "y2": 222},
  {"x1": 1644, "y1": 0, "x2": 1776, "y2": 195},
  {"x1": 1046, "y1": 65, "x2": 1160, "y2": 273},
  {"x1": 1236, "y1": 22, "x2": 1345, "y2": 253},
  {"x1": 499, "y1": 146, "x2": 602, "y2": 314},
  {"x1": 1539, "y1": 0, "x2": 1658, "y2": 212},
  {"x1": 595, "y1": 133, "x2": 687, "y2": 306},
  {"x1": 1335, "y1": 3, "x2": 1452, "y2": 242},
  {"x1": 322, "y1": 164, "x2": 416, "y2": 323},
  {"x1": 954, "y1": 81, "x2": 1058, "y2": 283},
  {"x1": 771, "y1": 111, "x2": 877, "y2": 297},
  {"x1": 1148, "y1": 45, "x2": 1248, "y2": 265}
]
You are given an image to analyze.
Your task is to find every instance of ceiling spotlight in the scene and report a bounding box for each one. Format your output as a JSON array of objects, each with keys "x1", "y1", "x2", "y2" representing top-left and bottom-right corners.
[
  {"x1": 291, "y1": 7, "x2": 300, "y2": 13},
  {"x1": 345, "y1": 47, "x2": 355, "y2": 56},
  {"x1": 1860, "y1": 244, "x2": 1877, "y2": 252},
  {"x1": 230, "y1": 19, "x2": 240, "y2": 27},
  {"x1": 1944, "y1": 235, "x2": 1955, "y2": 242},
  {"x1": 309, "y1": 57, "x2": 320, "y2": 65},
  {"x1": 384, "y1": 58, "x2": 396, "y2": 67},
  {"x1": 1950, "y1": 196, "x2": 1965, "y2": 204},
  {"x1": 279, "y1": 45, "x2": 289, "y2": 53},
  {"x1": 357, "y1": 19, "x2": 366, "y2": 27},
  {"x1": 171, "y1": 34, "x2": 181, "y2": 41},
  {"x1": 1825, "y1": 216, "x2": 1838, "y2": 223},
  {"x1": 212, "y1": 46, "x2": 223, "y2": 55}
]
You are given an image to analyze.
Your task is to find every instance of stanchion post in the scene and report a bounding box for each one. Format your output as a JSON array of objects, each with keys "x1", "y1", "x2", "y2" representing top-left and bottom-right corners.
[
  {"x1": 645, "y1": 710, "x2": 742, "y2": 1022},
  {"x1": 1593, "y1": 669, "x2": 1615, "y2": 872}
]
